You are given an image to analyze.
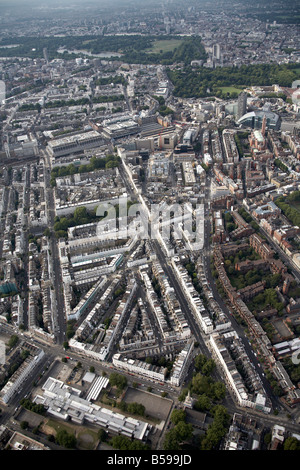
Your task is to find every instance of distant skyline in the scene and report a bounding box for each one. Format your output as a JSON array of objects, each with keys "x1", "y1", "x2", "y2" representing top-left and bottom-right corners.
[
  {"x1": 0, "y1": 0, "x2": 164, "y2": 5},
  {"x1": 0, "y1": 0, "x2": 298, "y2": 36}
]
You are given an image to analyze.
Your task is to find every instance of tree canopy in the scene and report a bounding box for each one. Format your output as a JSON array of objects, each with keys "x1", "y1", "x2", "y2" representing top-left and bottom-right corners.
[
  {"x1": 167, "y1": 63, "x2": 299, "y2": 98},
  {"x1": 163, "y1": 410, "x2": 193, "y2": 450},
  {"x1": 109, "y1": 372, "x2": 127, "y2": 390}
]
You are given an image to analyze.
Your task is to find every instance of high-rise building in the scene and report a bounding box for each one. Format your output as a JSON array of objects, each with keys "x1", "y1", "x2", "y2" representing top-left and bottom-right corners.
[
  {"x1": 212, "y1": 43, "x2": 221, "y2": 60},
  {"x1": 43, "y1": 47, "x2": 49, "y2": 63},
  {"x1": 0, "y1": 79, "x2": 5, "y2": 103},
  {"x1": 261, "y1": 114, "x2": 267, "y2": 136},
  {"x1": 237, "y1": 92, "x2": 247, "y2": 120}
]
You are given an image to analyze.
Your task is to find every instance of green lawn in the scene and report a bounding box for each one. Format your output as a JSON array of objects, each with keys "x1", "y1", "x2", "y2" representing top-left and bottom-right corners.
[
  {"x1": 46, "y1": 418, "x2": 99, "y2": 449},
  {"x1": 77, "y1": 429, "x2": 99, "y2": 450},
  {"x1": 289, "y1": 201, "x2": 300, "y2": 212},
  {"x1": 145, "y1": 39, "x2": 184, "y2": 54},
  {"x1": 46, "y1": 418, "x2": 74, "y2": 434},
  {"x1": 294, "y1": 67, "x2": 300, "y2": 77}
]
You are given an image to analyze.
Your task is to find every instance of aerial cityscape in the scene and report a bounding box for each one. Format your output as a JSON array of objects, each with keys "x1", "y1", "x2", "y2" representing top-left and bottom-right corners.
[{"x1": 0, "y1": 0, "x2": 300, "y2": 454}]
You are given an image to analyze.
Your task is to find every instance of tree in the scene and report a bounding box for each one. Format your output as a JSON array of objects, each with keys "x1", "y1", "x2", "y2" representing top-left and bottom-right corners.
[
  {"x1": 191, "y1": 373, "x2": 213, "y2": 396},
  {"x1": 98, "y1": 429, "x2": 108, "y2": 442},
  {"x1": 163, "y1": 428, "x2": 182, "y2": 450},
  {"x1": 284, "y1": 436, "x2": 300, "y2": 450},
  {"x1": 264, "y1": 433, "x2": 272, "y2": 446},
  {"x1": 200, "y1": 405, "x2": 230, "y2": 450},
  {"x1": 202, "y1": 359, "x2": 216, "y2": 376},
  {"x1": 8, "y1": 335, "x2": 18, "y2": 349},
  {"x1": 106, "y1": 160, "x2": 117, "y2": 169},
  {"x1": 118, "y1": 401, "x2": 127, "y2": 412},
  {"x1": 178, "y1": 388, "x2": 189, "y2": 402},
  {"x1": 227, "y1": 222, "x2": 236, "y2": 232},
  {"x1": 110, "y1": 435, "x2": 149, "y2": 450},
  {"x1": 194, "y1": 354, "x2": 207, "y2": 371},
  {"x1": 163, "y1": 409, "x2": 193, "y2": 450},
  {"x1": 74, "y1": 206, "x2": 88, "y2": 225},
  {"x1": 212, "y1": 382, "x2": 226, "y2": 401},
  {"x1": 109, "y1": 372, "x2": 127, "y2": 390},
  {"x1": 20, "y1": 398, "x2": 46, "y2": 415},
  {"x1": 55, "y1": 429, "x2": 77, "y2": 449},
  {"x1": 194, "y1": 395, "x2": 211, "y2": 412},
  {"x1": 170, "y1": 409, "x2": 186, "y2": 425},
  {"x1": 127, "y1": 402, "x2": 145, "y2": 416},
  {"x1": 174, "y1": 421, "x2": 193, "y2": 442}
]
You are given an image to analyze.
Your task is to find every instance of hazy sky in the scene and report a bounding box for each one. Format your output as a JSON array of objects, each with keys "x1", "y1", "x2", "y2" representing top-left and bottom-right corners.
[
  {"x1": 0, "y1": 0, "x2": 158, "y2": 12},
  {"x1": 0, "y1": 0, "x2": 177, "y2": 14},
  {"x1": 0, "y1": 0, "x2": 160, "y2": 4}
]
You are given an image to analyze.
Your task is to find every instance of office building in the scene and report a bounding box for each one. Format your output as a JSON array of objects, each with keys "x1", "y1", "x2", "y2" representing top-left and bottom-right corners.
[
  {"x1": 237, "y1": 92, "x2": 248, "y2": 120},
  {"x1": 238, "y1": 109, "x2": 281, "y2": 131},
  {"x1": 47, "y1": 131, "x2": 105, "y2": 158}
]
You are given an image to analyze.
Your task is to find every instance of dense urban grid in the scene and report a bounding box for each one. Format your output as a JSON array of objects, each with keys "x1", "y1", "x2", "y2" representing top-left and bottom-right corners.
[{"x1": 0, "y1": 0, "x2": 300, "y2": 452}]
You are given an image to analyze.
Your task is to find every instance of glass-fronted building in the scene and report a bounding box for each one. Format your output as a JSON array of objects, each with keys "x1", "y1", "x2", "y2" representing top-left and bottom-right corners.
[{"x1": 237, "y1": 109, "x2": 281, "y2": 130}]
